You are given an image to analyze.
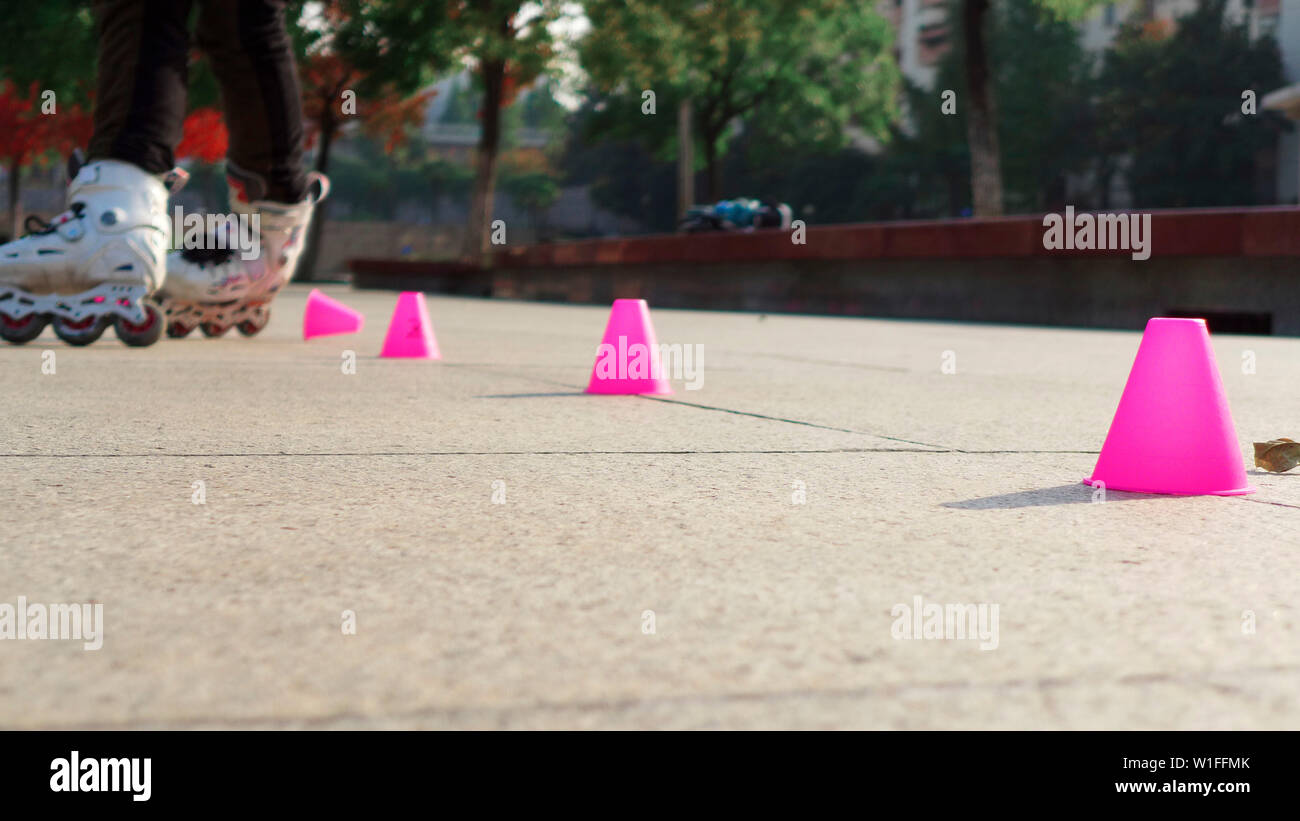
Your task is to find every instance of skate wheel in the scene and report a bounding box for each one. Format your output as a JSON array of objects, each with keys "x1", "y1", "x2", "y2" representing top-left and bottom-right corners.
[
  {"x1": 114, "y1": 302, "x2": 165, "y2": 347},
  {"x1": 200, "y1": 322, "x2": 231, "y2": 338},
  {"x1": 167, "y1": 321, "x2": 196, "y2": 338},
  {"x1": 236, "y1": 311, "x2": 269, "y2": 337},
  {"x1": 0, "y1": 312, "x2": 48, "y2": 344},
  {"x1": 52, "y1": 314, "x2": 109, "y2": 346}
]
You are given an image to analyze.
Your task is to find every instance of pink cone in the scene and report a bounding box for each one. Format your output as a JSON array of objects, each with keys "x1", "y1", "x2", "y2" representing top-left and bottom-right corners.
[
  {"x1": 380, "y1": 291, "x2": 440, "y2": 359},
  {"x1": 302, "y1": 288, "x2": 364, "y2": 340},
  {"x1": 1084, "y1": 317, "x2": 1254, "y2": 495},
  {"x1": 586, "y1": 299, "x2": 673, "y2": 395}
]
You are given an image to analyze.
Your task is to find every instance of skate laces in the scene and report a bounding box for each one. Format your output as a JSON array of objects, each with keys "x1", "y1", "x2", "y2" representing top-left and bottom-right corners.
[
  {"x1": 178, "y1": 244, "x2": 238, "y2": 266},
  {"x1": 23, "y1": 203, "x2": 85, "y2": 237}
]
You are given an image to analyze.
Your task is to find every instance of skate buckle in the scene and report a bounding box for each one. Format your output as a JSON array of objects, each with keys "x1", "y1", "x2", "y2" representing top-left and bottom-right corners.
[{"x1": 163, "y1": 168, "x2": 191, "y2": 195}]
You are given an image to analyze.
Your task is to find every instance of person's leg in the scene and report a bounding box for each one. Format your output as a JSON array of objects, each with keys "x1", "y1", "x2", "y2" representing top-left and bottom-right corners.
[
  {"x1": 196, "y1": 0, "x2": 307, "y2": 203},
  {"x1": 0, "y1": 0, "x2": 187, "y2": 347},
  {"x1": 158, "y1": 0, "x2": 324, "y2": 338},
  {"x1": 88, "y1": 0, "x2": 194, "y2": 173}
]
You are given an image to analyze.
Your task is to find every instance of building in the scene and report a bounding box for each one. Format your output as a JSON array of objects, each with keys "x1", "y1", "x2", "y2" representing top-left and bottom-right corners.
[{"x1": 885, "y1": 0, "x2": 953, "y2": 91}]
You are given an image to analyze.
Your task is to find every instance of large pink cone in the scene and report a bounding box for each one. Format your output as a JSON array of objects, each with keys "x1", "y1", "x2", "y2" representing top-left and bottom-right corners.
[
  {"x1": 380, "y1": 291, "x2": 440, "y2": 359},
  {"x1": 585, "y1": 299, "x2": 673, "y2": 395},
  {"x1": 1084, "y1": 317, "x2": 1253, "y2": 496},
  {"x1": 302, "y1": 288, "x2": 364, "y2": 339}
]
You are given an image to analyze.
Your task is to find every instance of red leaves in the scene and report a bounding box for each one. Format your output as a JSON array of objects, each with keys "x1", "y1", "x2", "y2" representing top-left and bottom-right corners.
[
  {"x1": 299, "y1": 51, "x2": 431, "y2": 153},
  {"x1": 300, "y1": 52, "x2": 357, "y2": 149},
  {"x1": 0, "y1": 80, "x2": 92, "y2": 168},
  {"x1": 176, "y1": 107, "x2": 229, "y2": 163},
  {"x1": 0, "y1": 81, "x2": 42, "y2": 167},
  {"x1": 0, "y1": 81, "x2": 219, "y2": 170},
  {"x1": 365, "y1": 87, "x2": 436, "y2": 152}
]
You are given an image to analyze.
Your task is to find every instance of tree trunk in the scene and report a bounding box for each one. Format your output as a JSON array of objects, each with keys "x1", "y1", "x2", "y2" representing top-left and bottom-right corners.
[
  {"x1": 676, "y1": 99, "x2": 694, "y2": 220},
  {"x1": 294, "y1": 113, "x2": 335, "y2": 283},
  {"x1": 962, "y1": 0, "x2": 1003, "y2": 217},
  {"x1": 7, "y1": 161, "x2": 21, "y2": 241},
  {"x1": 462, "y1": 57, "x2": 505, "y2": 267},
  {"x1": 702, "y1": 126, "x2": 721, "y2": 202},
  {"x1": 1096, "y1": 162, "x2": 1112, "y2": 210}
]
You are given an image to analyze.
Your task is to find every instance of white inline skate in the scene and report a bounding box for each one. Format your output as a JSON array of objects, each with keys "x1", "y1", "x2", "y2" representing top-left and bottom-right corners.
[
  {"x1": 0, "y1": 156, "x2": 185, "y2": 346},
  {"x1": 159, "y1": 168, "x2": 329, "y2": 338}
]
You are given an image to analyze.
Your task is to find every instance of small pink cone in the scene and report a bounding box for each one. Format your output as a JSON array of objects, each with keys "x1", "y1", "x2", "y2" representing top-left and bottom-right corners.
[
  {"x1": 380, "y1": 291, "x2": 440, "y2": 359},
  {"x1": 585, "y1": 299, "x2": 673, "y2": 395},
  {"x1": 303, "y1": 288, "x2": 364, "y2": 339},
  {"x1": 1084, "y1": 317, "x2": 1254, "y2": 496}
]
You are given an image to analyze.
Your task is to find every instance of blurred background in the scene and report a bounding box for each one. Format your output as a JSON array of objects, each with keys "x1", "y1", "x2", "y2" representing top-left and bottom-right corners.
[{"x1": 0, "y1": 0, "x2": 1297, "y2": 280}]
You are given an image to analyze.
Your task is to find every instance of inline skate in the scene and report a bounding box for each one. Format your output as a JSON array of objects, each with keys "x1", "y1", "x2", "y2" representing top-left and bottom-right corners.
[
  {"x1": 160, "y1": 165, "x2": 329, "y2": 338},
  {"x1": 0, "y1": 156, "x2": 185, "y2": 346}
]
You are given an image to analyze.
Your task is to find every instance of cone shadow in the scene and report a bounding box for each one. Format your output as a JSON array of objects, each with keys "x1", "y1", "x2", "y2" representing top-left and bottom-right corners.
[
  {"x1": 477, "y1": 392, "x2": 588, "y2": 398},
  {"x1": 942, "y1": 483, "x2": 1183, "y2": 510}
]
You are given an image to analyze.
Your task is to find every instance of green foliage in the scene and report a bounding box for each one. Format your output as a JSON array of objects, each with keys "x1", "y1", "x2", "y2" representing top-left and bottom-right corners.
[
  {"x1": 0, "y1": 2, "x2": 230, "y2": 109},
  {"x1": 1033, "y1": 0, "x2": 1106, "y2": 23},
  {"x1": 326, "y1": 131, "x2": 563, "y2": 220},
  {"x1": 320, "y1": 1, "x2": 457, "y2": 97},
  {"x1": 508, "y1": 79, "x2": 567, "y2": 132},
  {"x1": 186, "y1": 59, "x2": 222, "y2": 112},
  {"x1": 499, "y1": 169, "x2": 559, "y2": 212},
  {"x1": 347, "y1": 0, "x2": 564, "y2": 95},
  {"x1": 1095, "y1": 0, "x2": 1288, "y2": 208},
  {"x1": 580, "y1": 0, "x2": 899, "y2": 186},
  {"x1": 724, "y1": 134, "x2": 895, "y2": 222},
  {"x1": 559, "y1": 101, "x2": 678, "y2": 233},
  {"x1": 327, "y1": 142, "x2": 472, "y2": 219},
  {"x1": 0, "y1": 1, "x2": 96, "y2": 102},
  {"x1": 421, "y1": 156, "x2": 476, "y2": 200},
  {"x1": 731, "y1": 0, "x2": 1095, "y2": 220},
  {"x1": 438, "y1": 75, "x2": 480, "y2": 124}
]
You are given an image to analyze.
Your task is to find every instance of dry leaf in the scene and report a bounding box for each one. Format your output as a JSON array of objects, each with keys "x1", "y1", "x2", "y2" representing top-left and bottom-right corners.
[{"x1": 1254, "y1": 438, "x2": 1300, "y2": 472}]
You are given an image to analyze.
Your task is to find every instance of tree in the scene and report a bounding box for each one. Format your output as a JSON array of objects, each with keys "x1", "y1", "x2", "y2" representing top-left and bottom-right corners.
[
  {"x1": 343, "y1": 1, "x2": 564, "y2": 264},
  {"x1": 959, "y1": 0, "x2": 1103, "y2": 216},
  {"x1": 0, "y1": 2, "x2": 96, "y2": 101},
  {"x1": 716, "y1": 0, "x2": 1096, "y2": 224},
  {"x1": 915, "y1": 0, "x2": 1096, "y2": 216},
  {"x1": 447, "y1": 2, "x2": 562, "y2": 263},
  {"x1": 497, "y1": 150, "x2": 560, "y2": 240},
  {"x1": 580, "y1": 0, "x2": 898, "y2": 204},
  {"x1": 962, "y1": 0, "x2": 1002, "y2": 215},
  {"x1": 559, "y1": 97, "x2": 679, "y2": 234},
  {"x1": 287, "y1": 0, "x2": 438, "y2": 279},
  {"x1": 437, "y1": 74, "x2": 480, "y2": 124},
  {"x1": 0, "y1": 81, "x2": 92, "y2": 240},
  {"x1": 1095, "y1": 0, "x2": 1287, "y2": 207},
  {"x1": 0, "y1": 83, "x2": 47, "y2": 240},
  {"x1": 0, "y1": 0, "x2": 96, "y2": 239}
]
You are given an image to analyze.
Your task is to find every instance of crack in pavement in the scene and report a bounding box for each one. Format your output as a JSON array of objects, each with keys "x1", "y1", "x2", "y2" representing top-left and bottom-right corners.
[
  {"x1": 461, "y1": 363, "x2": 1110, "y2": 456},
  {"x1": 0, "y1": 361, "x2": 1114, "y2": 460},
  {"x1": 462, "y1": 363, "x2": 960, "y2": 449},
  {"x1": 1241, "y1": 497, "x2": 1300, "y2": 510}
]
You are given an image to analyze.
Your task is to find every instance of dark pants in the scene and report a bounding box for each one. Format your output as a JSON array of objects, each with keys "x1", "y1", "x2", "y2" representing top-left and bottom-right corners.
[{"x1": 88, "y1": 0, "x2": 306, "y2": 203}]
